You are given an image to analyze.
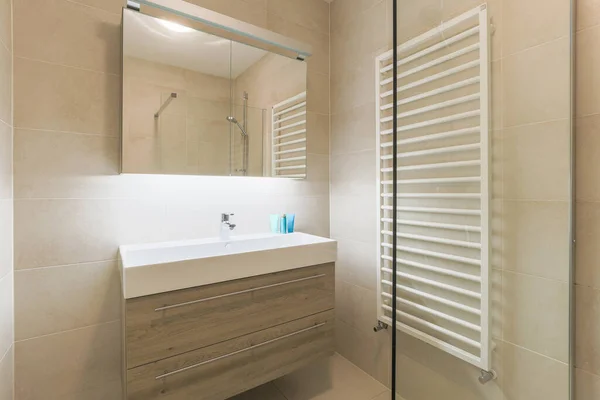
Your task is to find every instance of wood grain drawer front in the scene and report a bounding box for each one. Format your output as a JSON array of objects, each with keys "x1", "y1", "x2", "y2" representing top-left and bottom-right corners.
[
  {"x1": 126, "y1": 263, "x2": 334, "y2": 368},
  {"x1": 127, "y1": 310, "x2": 334, "y2": 400}
]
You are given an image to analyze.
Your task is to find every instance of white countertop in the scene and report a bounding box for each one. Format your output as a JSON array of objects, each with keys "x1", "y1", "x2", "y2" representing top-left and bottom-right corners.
[{"x1": 119, "y1": 232, "x2": 337, "y2": 299}]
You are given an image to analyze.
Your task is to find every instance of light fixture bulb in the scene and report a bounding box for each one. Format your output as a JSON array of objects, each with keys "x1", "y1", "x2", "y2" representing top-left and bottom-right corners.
[{"x1": 158, "y1": 19, "x2": 194, "y2": 33}]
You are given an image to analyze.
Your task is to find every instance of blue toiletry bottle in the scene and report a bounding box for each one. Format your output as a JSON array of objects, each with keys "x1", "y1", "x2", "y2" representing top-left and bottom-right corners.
[
  {"x1": 287, "y1": 214, "x2": 296, "y2": 233},
  {"x1": 280, "y1": 214, "x2": 287, "y2": 234}
]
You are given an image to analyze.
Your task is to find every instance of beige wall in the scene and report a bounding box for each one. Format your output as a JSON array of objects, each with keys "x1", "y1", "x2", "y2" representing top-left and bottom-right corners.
[
  {"x1": 122, "y1": 56, "x2": 232, "y2": 175},
  {"x1": 330, "y1": 0, "x2": 390, "y2": 386},
  {"x1": 331, "y1": 1, "x2": 572, "y2": 399},
  {"x1": 0, "y1": 0, "x2": 13, "y2": 398},
  {"x1": 575, "y1": 0, "x2": 600, "y2": 397},
  {"x1": 11, "y1": 0, "x2": 329, "y2": 399}
]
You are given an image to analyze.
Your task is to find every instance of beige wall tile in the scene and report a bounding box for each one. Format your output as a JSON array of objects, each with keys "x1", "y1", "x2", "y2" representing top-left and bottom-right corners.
[
  {"x1": 305, "y1": 153, "x2": 330, "y2": 198},
  {"x1": 336, "y1": 280, "x2": 378, "y2": 335},
  {"x1": 0, "y1": 0, "x2": 11, "y2": 393},
  {"x1": 14, "y1": 321, "x2": 122, "y2": 400},
  {"x1": 14, "y1": 0, "x2": 121, "y2": 74},
  {"x1": 502, "y1": 120, "x2": 570, "y2": 201},
  {"x1": 331, "y1": 56, "x2": 375, "y2": 116},
  {"x1": 331, "y1": 193, "x2": 377, "y2": 244},
  {"x1": 274, "y1": 353, "x2": 388, "y2": 400},
  {"x1": 576, "y1": 115, "x2": 600, "y2": 201},
  {"x1": 577, "y1": 0, "x2": 600, "y2": 31},
  {"x1": 335, "y1": 238, "x2": 378, "y2": 291},
  {"x1": 331, "y1": 149, "x2": 376, "y2": 198},
  {"x1": 372, "y1": 391, "x2": 398, "y2": 400},
  {"x1": 441, "y1": 0, "x2": 482, "y2": 19},
  {"x1": 0, "y1": 200, "x2": 12, "y2": 281},
  {"x1": 70, "y1": 0, "x2": 125, "y2": 14},
  {"x1": 330, "y1": 0, "x2": 383, "y2": 119},
  {"x1": 490, "y1": 267, "x2": 504, "y2": 339},
  {"x1": 335, "y1": 319, "x2": 390, "y2": 387},
  {"x1": 14, "y1": 129, "x2": 119, "y2": 199},
  {"x1": 576, "y1": 26, "x2": 600, "y2": 117},
  {"x1": 394, "y1": 350, "x2": 485, "y2": 400},
  {"x1": 186, "y1": 0, "x2": 267, "y2": 28},
  {"x1": 163, "y1": 192, "x2": 331, "y2": 239},
  {"x1": 14, "y1": 58, "x2": 120, "y2": 135},
  {"x1": 501, "y1": 341, "x2": 569, "y2": 400},
  {"x1": 491, "y1": 61, "x2": 502, "y2": 130},
  {"x1": 307, "y1": 71, "x2": 330, "y2": 115},
  {"x1": 502, "y1": 271, "x2": 569, "y2": 363},
  {"x1": 396, "y1": 332, "x2": 503, "y2": 400},
  {"x1": 576, "y1": 201, "x2": 600, "y2": 289},
  {"x1": 331, "y1": 102, "x2": 376, "y2": 155},
  {"x1": 502, "y1": 37, "x2": 570, "y2": 128},
  {"x1": 15, "y1": 261, "x2": 121, "y2": 340},
  {"x1": 14, "y1": 198, "x2": 167, "y2": 269},
  {"x1": 267, "y1": 0, "x2": 329, "y2": 35},
  {"x1": 0, "y1": 346, "x2": 13, "y2": 400},
  {"x1": 576, "y1": 368, "x2": 600, "y2": 400},
  {"x1": 502, "y1": 0, "x2": 569, "y2": 56},
  {"x1": 394, "y1": 0, "x2": 442, "y2": 45},
  {"x1": 0, "y1": 272, "x2": 13, "y2": 359},
  {"x1": 503, "y1": 200, "x2": 570, "y2": 282},
  {"x1": 289, "y1": 195, "x2": 330, "y2": 237},
  {"x1": 0, "y1": 121, "x2": 11, "y2": 199},
  {"x1": 306, "y1": 112, "x2": 330, "y2": 155},
  {"x1": 0, "y1": 0, "x2": 10, "y2": 52},
  {"x1": 242, "y1": 0, "x2": 267, "y2": 8},
  {"x1": 331, "y1": 0, "x2": 381, "y2": 31},
  {"x1": 332, "y1": 0, "x2": 387, "y2": 61},
  {"x1": 160, "y1": 195, "x2": 266, "y2": 237},
  {"x1": 576, "y1": 284, "x2": 600, "y2": 376},
  {"x1": 0, "y1": 45, "x2": 11, "y2": 126}
]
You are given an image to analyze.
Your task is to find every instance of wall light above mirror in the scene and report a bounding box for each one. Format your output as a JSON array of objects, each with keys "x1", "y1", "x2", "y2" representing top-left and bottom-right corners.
[{"x1": 121, "y1": 0, "x2": 311, "y2": 178}]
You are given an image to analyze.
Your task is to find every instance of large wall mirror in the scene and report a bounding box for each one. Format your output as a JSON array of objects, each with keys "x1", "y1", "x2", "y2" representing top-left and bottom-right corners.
[{"x1": 122, "y1": 7, "x2": 308, "y2": 178}]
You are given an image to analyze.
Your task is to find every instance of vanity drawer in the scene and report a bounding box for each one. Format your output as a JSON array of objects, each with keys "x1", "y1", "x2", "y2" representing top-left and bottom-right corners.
[
  {"x1": 127, "y1": 310, "x2": 334, "y2": 400},
  {"x1": 126, "y1": 263, "x2": 334, "y2": 368}
]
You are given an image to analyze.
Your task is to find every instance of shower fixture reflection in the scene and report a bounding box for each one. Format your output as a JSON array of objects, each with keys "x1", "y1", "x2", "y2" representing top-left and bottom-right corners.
[
  {"x1": 227, "y1": 92, "x2": 249, "y2": 176},
  {"x1": 226, "y1": 116, "x2": 248, "y2": 137},
  {"x1": 154, "y1": 92, "x2": 177, "y2": 118}
]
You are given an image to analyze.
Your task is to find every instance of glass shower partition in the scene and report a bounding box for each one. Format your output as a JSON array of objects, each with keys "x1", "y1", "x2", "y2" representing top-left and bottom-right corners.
[{"x1": 384, "y1": 1, "x2": 574, "y2": 399}]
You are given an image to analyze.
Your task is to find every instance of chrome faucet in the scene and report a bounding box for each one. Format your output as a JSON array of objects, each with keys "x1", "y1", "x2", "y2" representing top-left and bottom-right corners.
[{"x1": 220, "y1": 213, "x2": 236, "y2": 240}]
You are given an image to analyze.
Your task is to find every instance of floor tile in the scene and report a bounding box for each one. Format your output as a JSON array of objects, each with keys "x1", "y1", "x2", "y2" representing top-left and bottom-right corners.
[
  {"x1": 273, "y1": 353, "x2": 388, "y2": 400},
  {"x1": 371, "y1": 391, "x2": 391, "y2": 400},
  {"x1": 228, "y1": 382, "x2": 287, "y2": 400}
]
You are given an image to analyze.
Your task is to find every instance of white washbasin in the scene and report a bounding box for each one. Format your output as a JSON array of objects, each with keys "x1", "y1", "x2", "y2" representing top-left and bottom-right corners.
[{"x1": 119, "y1": 232, "x2": 337, "y2": 298}]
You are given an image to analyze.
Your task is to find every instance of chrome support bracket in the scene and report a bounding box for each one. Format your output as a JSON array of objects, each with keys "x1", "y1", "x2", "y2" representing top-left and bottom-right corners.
[
  {"x1": 373, "y1": 321, "x2": 389, "y2": 332},
  {"x1": 478, "y1": 369, "x2": 497, "y2": 385}
]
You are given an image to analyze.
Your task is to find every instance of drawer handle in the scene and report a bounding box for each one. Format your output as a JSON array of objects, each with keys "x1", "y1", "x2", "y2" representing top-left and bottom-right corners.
[
  {"x1": 155, "y1": 322, "x2": 327, "y2": 380},
  {"x1": 154, "y1": 273, "x2": 328, "y2": 312}
]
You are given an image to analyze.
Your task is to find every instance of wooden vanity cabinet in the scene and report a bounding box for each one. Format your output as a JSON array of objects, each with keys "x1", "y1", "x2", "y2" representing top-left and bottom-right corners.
[{"x1": 123, "y1": 263, "x2": 335, "y2": 400}]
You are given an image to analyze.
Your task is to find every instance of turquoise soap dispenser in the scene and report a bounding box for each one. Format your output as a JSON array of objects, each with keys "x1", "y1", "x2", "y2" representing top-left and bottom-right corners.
[{"x1": 280, "y1": 214, "x2": 287, "y2": 234}]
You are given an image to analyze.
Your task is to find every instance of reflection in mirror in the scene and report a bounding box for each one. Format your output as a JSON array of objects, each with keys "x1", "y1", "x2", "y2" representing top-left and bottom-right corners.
[
  {"x1": 232, "y1": 42, "x2": 308, "y2": 178},
  {"x1": 121, "y1": 9, "x2": 308, "y2": 178}
]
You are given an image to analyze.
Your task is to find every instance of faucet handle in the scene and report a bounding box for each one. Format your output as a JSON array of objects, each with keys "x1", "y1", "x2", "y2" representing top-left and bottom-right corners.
[{"x1": 221, "y1": 213, "x2": 235, "y2": 222}]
